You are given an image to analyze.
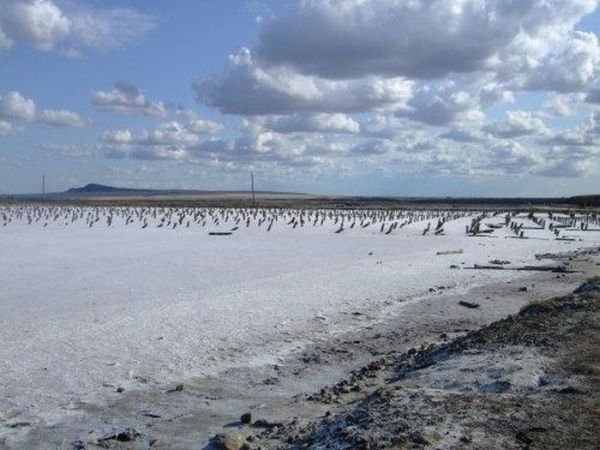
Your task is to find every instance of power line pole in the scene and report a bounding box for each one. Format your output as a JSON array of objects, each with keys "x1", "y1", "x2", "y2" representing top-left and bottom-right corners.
[{"x1": 251, "y1": 171, "x2": 256, "y2": 207}]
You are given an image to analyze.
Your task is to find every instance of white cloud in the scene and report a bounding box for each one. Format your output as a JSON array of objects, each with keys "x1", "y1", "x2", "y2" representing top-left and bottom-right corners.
[
  {"x1": 37, "y1": 109, "x2": 85, "y2": 127},
  {"x1": 92, "y1": 82, "x2": 167, "y2": 117},
  {"x1": 99, "y1": 117, "x2": 225, "y2": 161},
  {"x1": 541, "y1": 111, "x2": 600, "y2": 147},
  {"x1": 483, "y1": 111, "x2": 549, "y2": 139},
  {"x1": 0, "y1": 90, "x2": 85, "y2": 130},
  {"x1": 544, "y1": 93, "x2": 584, "y2": 116},
  {"x1": 439, "y1": 127, "x2": 488, "y2": 143},
  {"x1": 137, "y1": 121, "x2": 200, "y2": 147},
  {"x1": 350, "y1": 139, "x2": 396, "y2": 155},
  {"x1": 194, "y1": 48, "x2": 413, "y2": 115},
  {"x1": 0, "y1": 0, "x2": 155, "y2": 53},
  {"x1": 101, "y1": 129, "x2": 133, "y2": 145},
  {"x1": 70, "y1": 7, "x2": 155, "y2": 51},
  {"x1": 0, "y1": 90, "x2": 36, "y2": 121},
  {"x1": 403, "y1": 88, "x2": 484, "y2": 127},
  {"x1": 130, "y1": 146, "x2": 188, "y2": 161},
  {"x1": 256, "y1": 0, "x2": 598, "y2": 82},
  {"x1": 0, "y1": 0, "x2": 70, "y2": 51},
  {"x1": 524, "y1": 31, "x2": 600, "y2": 93},
  {"x1": 177, "y1": 110, "x2": 224, "y2": 134},
  {"x1": 0, "y1": 120, "x2": 13, "y2": 135},
  {"x1": 258, "y1": 113, "x2": 360, "y2": 134}
]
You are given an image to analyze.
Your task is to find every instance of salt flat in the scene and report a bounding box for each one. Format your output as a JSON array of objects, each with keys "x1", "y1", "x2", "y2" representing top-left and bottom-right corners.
[{"x1": 0, "y1": 206, "x2": 598, "y2": 445}]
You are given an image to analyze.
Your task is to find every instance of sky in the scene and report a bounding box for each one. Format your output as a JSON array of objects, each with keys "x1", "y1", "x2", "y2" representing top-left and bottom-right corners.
[{"x1": 1, "y1": 0, "x2": 600, "y2": 196}]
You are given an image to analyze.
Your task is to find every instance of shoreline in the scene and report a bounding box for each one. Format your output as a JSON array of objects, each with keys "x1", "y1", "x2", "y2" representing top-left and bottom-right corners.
[
  {"x1": 210, "y1": 253, "x2": 600, "y2": 450},
  {"x1": 4, "y1": 248, "x2": 598, "y2": 449}
]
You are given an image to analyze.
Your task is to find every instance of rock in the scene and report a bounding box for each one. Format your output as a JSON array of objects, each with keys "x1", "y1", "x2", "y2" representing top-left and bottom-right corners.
[
  {"x1": 168, "y1": 383, "x2": 184, "y2": 393},
  {"x1": 209, "y1": 433, "x2": 244, "y2": 450},
  {"x1": 253, "y1": 419, "x2": 284, "y2": 429},
  {"x1": 240, "y1": 412, "x2": 252, "y2": 424},
  {"x1": 409, "y1": 431, "x2": 430, "y2": 446},
  {"x1": 116, "y1": 387, "x2": 124, "y2": 393},
  {"x1": 98, "y1": 428, "x2": 141, "y2": 444},
  {"x1": 519, "y1": 286, "x2": 528, "y2": 292},
  {"x1": 71, "y1": 440, "x2": 85, "y2": 450}
]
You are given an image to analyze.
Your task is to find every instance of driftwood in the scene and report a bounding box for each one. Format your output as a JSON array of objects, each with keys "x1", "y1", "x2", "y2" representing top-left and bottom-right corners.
[
  {"x1": 436, "y1": 249, "x2": 463, "y2": 256},
  {"x1": 458, "y1": 300, "x2": 480, "y2": 309},
  {"x1": 470, "y1": 264, "x2": 576, "y2": 273},
  {"x1": 209, "y1": 232, "x2": 233, "y2": 236},
  {"x1": 473, "y1": 264, "x2": 505, "y2": 270}
]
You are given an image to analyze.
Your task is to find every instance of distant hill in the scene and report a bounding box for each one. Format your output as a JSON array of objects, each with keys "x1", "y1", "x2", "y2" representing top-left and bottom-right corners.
[
  {"x1": 0, "y1": 183, "x2": 598, "y2": 208},
  {"x1": 67, "y1": 183, "x2": 149, "y2": 194}
]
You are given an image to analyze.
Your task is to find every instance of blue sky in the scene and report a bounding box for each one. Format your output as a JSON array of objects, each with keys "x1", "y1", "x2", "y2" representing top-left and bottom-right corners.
[{"x1": 1, "y1": 0, "x2": 600, "y2": 196}]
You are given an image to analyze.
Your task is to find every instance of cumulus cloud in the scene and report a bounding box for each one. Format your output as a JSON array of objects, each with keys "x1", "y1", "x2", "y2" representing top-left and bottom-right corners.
[
  {"x1": 129, "y1": 146, "x2": 188, "y2": 161},
  {"x1": 136, "y1": 122, "x2": 200, "y2": 147},
  {"x1": 256, "y1": 0, "x2": 598, "y2": 82},
  {"x1": 350, "y1": 139, "x2": 396, "y2": 155},
  {"x1": 0, "y1": 90, "x2": 86, "y2": 130},
  {"x1": 194, "y1": 48, "x2": 413, "y2": 115},
  {"x1": 37, "y1": 109, "x2": 86, "y2": 127},
  {"x1": 177, "y1": 110, "x2": 224, "y2": 134},
  {"x1": 402, "y1": 87, "x2": 484, "y2": 127},
  {"x1": 485, "y1": 141, "x2": 541, "y2": 174},
  {"x1": 100, "y1": 129, "x2": 133, "y2": 145},
  {"x1": 544, "y1": 93, "x2": 584, "y2": 116},
  {"x1": 0, "y1": 0, "x2": 155, "y2": 53},
  {"x1": 92, "y1": 82, "x2": 167, "y2": 117},
  {"x1": 439, "y1": 128, "x2": 488, "y2": 143},
  {"x1": 0, "y1": 90, "x2": 36, "y2": 121},
  {"x1": 258, "y1": 113, "x2": 360, "y2": 134},
  {"x1": 524, "y1": 31, "x2": 600, "y2": 93},
  {"x1": 99, "y1": 115, "x2": 225, "y2": 161},
  {"x1": 540, "y1": 112, "x2": 600, "y2": 147},
  {"x1": 483, "y1": 111, "x2": 549, "y2": 139}
]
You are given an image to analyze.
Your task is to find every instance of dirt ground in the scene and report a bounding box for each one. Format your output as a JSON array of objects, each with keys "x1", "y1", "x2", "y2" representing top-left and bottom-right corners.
[
  {"x1": 236, "y1": 268, "x2": 600, "y2": 449},
  {"x1": 203, "y1": 252, "x2": 600, "y2": 450}
]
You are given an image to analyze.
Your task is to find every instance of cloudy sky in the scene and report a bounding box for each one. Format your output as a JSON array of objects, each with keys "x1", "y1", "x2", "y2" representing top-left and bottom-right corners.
[{"x1": 1, "y1": 0, "x2": 600, "y2": 196}]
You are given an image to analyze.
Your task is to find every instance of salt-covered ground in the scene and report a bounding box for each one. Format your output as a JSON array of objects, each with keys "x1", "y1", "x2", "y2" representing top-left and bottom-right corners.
[{"x1": 0, "y1": 206, "x2": 598, "y2": 446}]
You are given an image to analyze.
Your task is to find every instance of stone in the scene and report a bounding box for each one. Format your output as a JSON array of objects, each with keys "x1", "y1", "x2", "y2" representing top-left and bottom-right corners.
[{"x1": 209, "y1": 433, "x2": 243, "y2": 450}]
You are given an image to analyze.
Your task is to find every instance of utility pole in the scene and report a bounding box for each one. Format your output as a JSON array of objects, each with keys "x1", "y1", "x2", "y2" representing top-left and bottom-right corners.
[
  {"x1": 251, "y1": 171, "x2": 256, "y2": 207},
  {"x1": 42, "y1": 174, "x2": 46, "y2": 200}
]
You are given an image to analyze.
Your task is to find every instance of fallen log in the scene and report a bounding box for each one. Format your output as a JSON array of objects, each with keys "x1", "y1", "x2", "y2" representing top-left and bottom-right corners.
[{"x1": 209, "y1": 231, "x2": 233, "y2": 236}]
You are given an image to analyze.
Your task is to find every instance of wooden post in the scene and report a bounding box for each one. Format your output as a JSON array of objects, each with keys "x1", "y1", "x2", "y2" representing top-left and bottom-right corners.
[
  {"x1": 42, "y1": 174, "x2": 46, "y2": 201},
  {"x1": 251, "y1": 171, "x2": 256, "y2": 207}
]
